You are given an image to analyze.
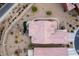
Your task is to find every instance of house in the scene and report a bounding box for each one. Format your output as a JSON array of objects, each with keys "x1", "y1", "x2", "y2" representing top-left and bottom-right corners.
[
  {"x1": 28, "y1": 18, "x2": 70, "y2": 56},
  {"x1": 29, "y1": 18, "x2": 69, "y2": 44}
]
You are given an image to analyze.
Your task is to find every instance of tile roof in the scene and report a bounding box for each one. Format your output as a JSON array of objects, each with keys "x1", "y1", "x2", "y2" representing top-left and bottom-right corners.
[
  {"x1": 34, "y1": 48, "x2": 68, "y2": 56},
  {"x1": 29, "y1": 19, "x2": 69, "y2": 44}
]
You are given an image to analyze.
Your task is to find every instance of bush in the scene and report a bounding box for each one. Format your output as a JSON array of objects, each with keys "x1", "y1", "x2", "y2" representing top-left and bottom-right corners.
[
  {"x1": 15, "y1": 40, "x2": 18, "y2": 44},
  {"x1": 31, "y1": 6, "x2": 37, "y2": 13},
  {"x1": 28, "y1": 44, "x2": 33, "y2": 49},
  {"x1": 46, "y1": 10, "x2": 52, "y2": 16}
]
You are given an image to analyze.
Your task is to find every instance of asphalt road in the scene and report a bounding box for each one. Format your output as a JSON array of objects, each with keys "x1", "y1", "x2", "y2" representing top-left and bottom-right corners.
[
  {"x1": 0, "y1": 3, "x2": 14, "y2": 18},
  {"x1": 74, "y1": 29, "x2": 79, "y2": 55}
]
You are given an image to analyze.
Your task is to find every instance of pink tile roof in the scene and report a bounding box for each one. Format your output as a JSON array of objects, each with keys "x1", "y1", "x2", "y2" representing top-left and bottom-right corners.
[
  {"x1": 63, "y1": 3, "x2": 75, "y2": 11},
  {"x1": 29, "y1": 20, "x2": 58, "y2": 36},
  {"x1": 34, "y1": 48, "x2": 68, "y2": 56},
  {"x1": 66, "y1": 3, "x2": 75, "y2": 11},
  {"x1": 29, "y1": 20, "x2": 69, "y2": 44},
  {"x1": 49, "y1": 30, "x2": 69, "y2": 44}
]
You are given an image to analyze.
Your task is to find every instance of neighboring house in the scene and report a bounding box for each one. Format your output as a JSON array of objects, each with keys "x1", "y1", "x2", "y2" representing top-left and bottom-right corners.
[
  {"x1": 62, "y1": 3, "x2": 79, "y2": 14},
  {"x1": 62, "y1": 3, "x2": 75, "y2": 12},
  {"x1": 34, "y1": 48, "x2": 68, "y2": 56},
  {"x1": 62, "y1": 3, "x2": 79, "y2": 23}
]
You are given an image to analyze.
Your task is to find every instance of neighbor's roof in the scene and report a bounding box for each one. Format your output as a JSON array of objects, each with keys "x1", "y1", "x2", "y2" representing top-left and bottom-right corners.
[
  {"x1": 63, "y1": 3, "x2": 75, "y2": 11},
  {"x1": 34, "y1": 48, "x2": 68, "y2": 56}
]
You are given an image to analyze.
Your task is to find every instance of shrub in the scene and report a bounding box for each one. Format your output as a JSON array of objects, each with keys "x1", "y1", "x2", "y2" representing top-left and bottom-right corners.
[
  {"x1": 46, "y1": 10, "x2": 52, "y2": 16},
  {"x1": 31, "y1": 6, "x2": 37, "y2": 13}
]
